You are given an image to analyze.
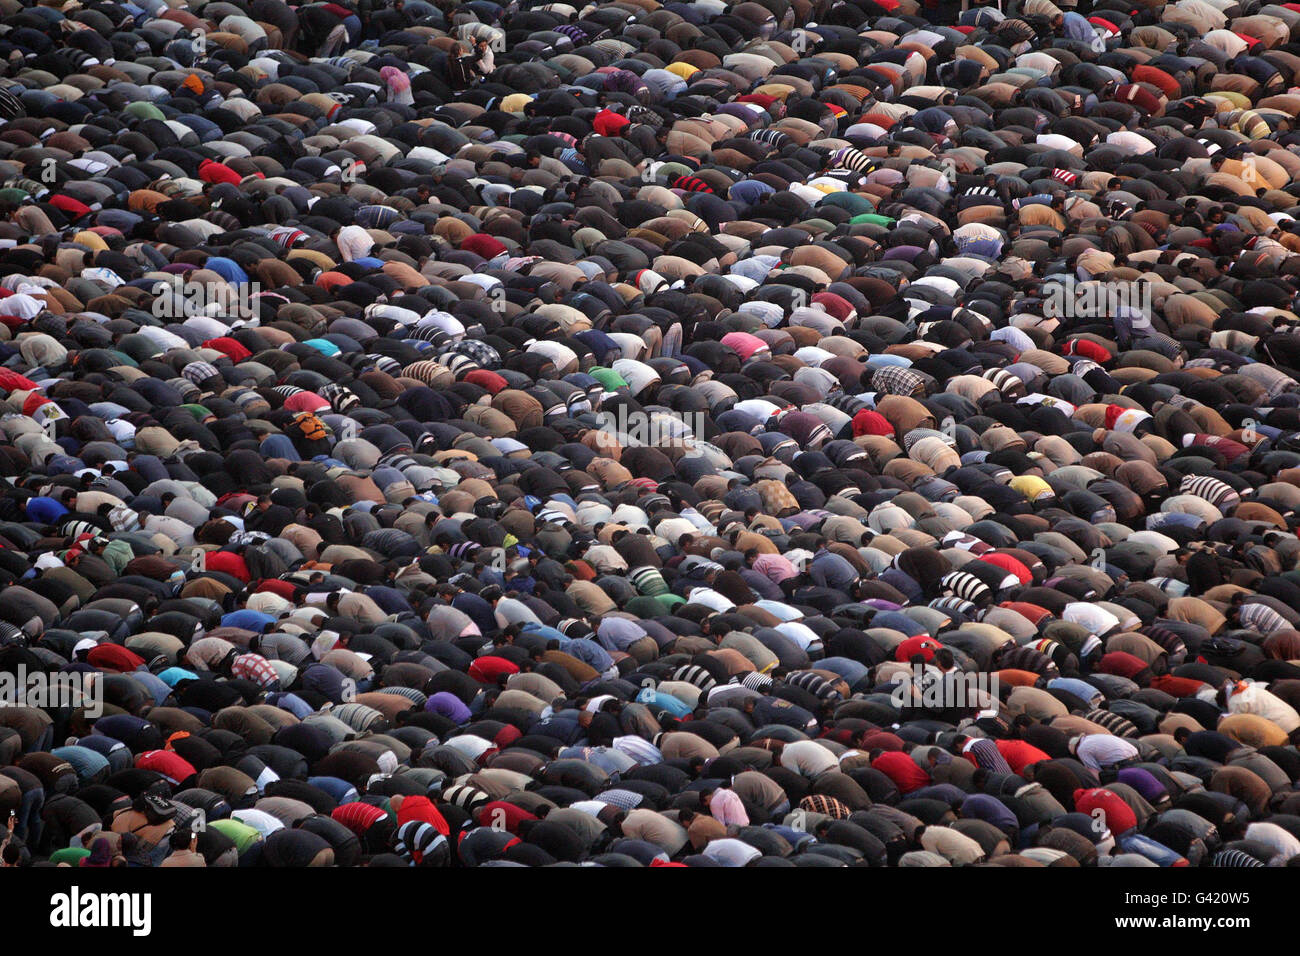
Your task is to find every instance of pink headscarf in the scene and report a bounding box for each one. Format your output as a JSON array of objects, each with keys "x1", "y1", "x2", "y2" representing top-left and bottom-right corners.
[{"x1": 381, "y1": 66, "x2": 414, "y2": 106}]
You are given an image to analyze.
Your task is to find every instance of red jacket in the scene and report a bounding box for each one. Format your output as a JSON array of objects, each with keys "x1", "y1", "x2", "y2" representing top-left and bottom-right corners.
[
  {"x1": 87, "y1": 644, "x2": 145, "y2": 673},
  {"x1": 254, "y1": 579, "x2": 298, "y2": 601},
  {"x1": 396, "y1": 795, "x2": 450, "y2": 835},
  {"x1": 895, "y1": 634, "x2": 941, "y2": 663},
  {"x1": 0, "y1": 369, "x2": 38, "y2": 392},
  {"x1": 203, "y1": 337, "x2": 252, "y2": 363},
  {"x1": 592, "y1": 108, "x2": 631, "y2": 137},
  {"x1": 979, "y1": 552, "x2": 1032, "y2": 585},
  {"x1": 198, "y1": 159, "x2": 243, "y2": 186},
  {"x1": 852, "y1": 409, "x2": 894, "y2": 438},
  {"x1": 858, "y1": 730, "x2": 906, "y2": 752},
  {"x1": 1150, "y1": 674, "x2": 1209, "y2": 698},
  {"x1": 463, "y1": 369, "x2": 509, "y2": 394},
  {"x1": 1132, "y1": 64, "x2": 1180, "y2": 100},
  {"x1": 1111, "y1": 83, "x2": 1162, "y2": 115},
  {"x1": 812, "y1": 292, "x2": 853, "y2": 322},
  {"x1": 1061, "y1": 338, "x2": 1111, "y2": 363},
  {"x1": 474, "y1": 800, "x2": 537, "y2": 836},
  {"x1": 204, "y1": 550, "x2": 250, "y2": 582},
  {"x1": 1097, "y1": 651, "x2": 1150, "y2": 682},
  {"x1": 1073, "y1": 787, "x2": 1138, "y2": 835},
  {"x1": 49, "y1": 194, "x2": 91, "y2": 219},
  {"x1": 999, "y1": 601, "x2": 1052, "y2": 628},
  {"x1": 460, "y1": 233, "x2": 507, "y2": 260},
  {"x1": 994, "y1": 739, "x2": 1050, "y2": 775},
  {"x1": 136, "y1": 750, "x2": 198, "y2": 787},
  {"x1": 467, "y1": 655, "x2": 519, "y2": 684},
  {"x1": 871, "y1": 751, "x2": 931, "y2": 794}
]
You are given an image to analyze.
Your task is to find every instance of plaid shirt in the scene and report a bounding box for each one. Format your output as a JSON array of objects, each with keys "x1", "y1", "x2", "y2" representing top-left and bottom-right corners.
[
  {"x1": 231, "y1": 653, "x2": 280, "y2": 689},
  {"x1": 871, "y1": 365, "x2": 926, "y2": 397},
  {"x1": 595, "y1": 789, "x2": 644, "y2": 812}
]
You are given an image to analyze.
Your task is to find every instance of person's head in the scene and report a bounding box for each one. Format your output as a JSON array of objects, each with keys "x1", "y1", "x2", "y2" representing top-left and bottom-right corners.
[
  {"x1": 170, "y1": 828, "x2": 194, "y2": 851},
  {"x1": 1173, "y1": 726, "x2": 1191, "y2": 744}
]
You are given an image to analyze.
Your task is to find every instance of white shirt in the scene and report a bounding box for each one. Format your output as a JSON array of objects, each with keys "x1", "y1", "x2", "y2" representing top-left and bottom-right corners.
[
  {"x1": 702, "y1": 838, "x2": 761, "y2": 867},
  {"x1": 780, "y1": 740, "x2": 839, "y2": 777},
  {"x1": 1244, "y1": 822, "x2": 1300, "y2": 862},
  {"x1": 775, "y1": 621, "x2": 821, "y2": 650},
  {"x1": 1064, "y1": 602, "x2": 1120, "y2": 637},
  {"x1": 686, "y1": 587, "x2": 734, "y2": 613},
  {"x1": 1074, "y1": 734, "x2": 1139, "y2": 770}
]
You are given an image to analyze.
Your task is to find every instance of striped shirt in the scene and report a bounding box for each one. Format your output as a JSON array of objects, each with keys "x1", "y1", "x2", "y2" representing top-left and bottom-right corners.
[
  {"x1": 1082, "y1": 709, "x2": 1138, "y2": 738},
  {"x1": 1212, "y1": 848, "x2": 1265, "y2": 867},
  {"x1": 332, "y1": 801, "x2": 387, "y2": 835},
  {"x1": 786, "y1": 671, "x2": 843, "y2": 703},
  {"x1": 1179, "y1": 474, "x2": 1240, "y2": 511},
  {"x1": 669, "y1": 174, "x2": 713, "y2": 193},
  {"x1": 672, "y1": 664, "x2": 717, "y2": 693},
  {"x1": 1238, "y1": 601, "x2": 1290, "y2": 637},
  {"x1": 962, "y1": 738, "x2": 1013, "y2": 775},
  {"x1": 831, "y1": 146, "x2": 874, "y2": 174},
  {"x1": 628, "y1": 566, "x2": 669, "y2": 596},
  {"x1": 942, "y1": 571, "x2": 992, "y2": 607},
  {"x1": 749, "y1": 128, "x2": 791, "y2": 148}
]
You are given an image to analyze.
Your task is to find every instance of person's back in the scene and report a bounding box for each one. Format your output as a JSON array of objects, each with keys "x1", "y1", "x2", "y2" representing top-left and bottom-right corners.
[{"x1": 1183, "y1": 729, "x2": 1244, "y2": 763}]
